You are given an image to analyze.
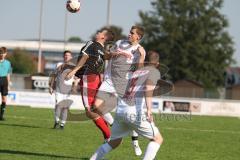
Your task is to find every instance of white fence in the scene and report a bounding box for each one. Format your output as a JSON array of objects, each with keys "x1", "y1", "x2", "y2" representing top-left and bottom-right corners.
[{"x1": 5, "y1": 90, "x2": 240, "y2": 117}]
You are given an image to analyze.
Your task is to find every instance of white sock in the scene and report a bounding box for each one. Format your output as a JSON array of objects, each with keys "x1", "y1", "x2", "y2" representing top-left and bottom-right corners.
[
  {"x1": 90, "y1": 143, "x2": 112, "y2": 160},
  {"x1": 132, "y1": 130, "x2": 139, "y2": 137},
  {"x1": 60, "y1": 120, "x2": 66, "y2": 126},
  {"x1": 143, "y1": 141, "x2": 160, "y2": 160},
  {"x1": 103, "y1": 113, "x2": 114, "y2": 125},
  {"x1": 132, "y1": 140, "x2": 139, "y2": 146},
  {"x1": 55, "y1": 117, "x2": 60, "y2": 123},
  {"x1": 131, "y1": 130, "x2": 139, "y2": 146}
]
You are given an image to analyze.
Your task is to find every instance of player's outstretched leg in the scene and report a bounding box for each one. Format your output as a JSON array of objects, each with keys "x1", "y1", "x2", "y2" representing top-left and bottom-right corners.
[
  {"x1": 90, "y1": 138, "x2": 122, "y2": 160},
  {"x1": 131, "y1": 130, "x2": 142, "y2": 156},
  {"x1": 86, "y1": 109, "x2": 111, "y2": 141},
  {"x1": 60, "y1": 107, "x2": 69, "y2": 129},
  {"x1": 53, "y1": 104, "x2": 61, "y2": 129},
  {"x1": 0, "y1": 102, "x2": 6, "y2": 120},
  {"x1": 143, "y1": 133, "x2": 163, "y2": 160}
]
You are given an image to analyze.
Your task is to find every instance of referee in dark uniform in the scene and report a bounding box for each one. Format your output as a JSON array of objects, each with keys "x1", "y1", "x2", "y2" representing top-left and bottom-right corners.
[{"x1": 0, "y1": 47, "x2": 12, "y2": 120}]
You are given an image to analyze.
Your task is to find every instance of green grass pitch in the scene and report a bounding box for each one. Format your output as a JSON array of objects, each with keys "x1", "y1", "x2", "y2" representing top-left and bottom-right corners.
[{"x1": 0, "y1": 106, "x2": 240, "y2": 160}]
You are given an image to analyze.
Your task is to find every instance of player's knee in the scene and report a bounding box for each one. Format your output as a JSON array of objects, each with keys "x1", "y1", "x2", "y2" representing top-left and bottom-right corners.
[
  {"x1": 85, "y1": 110, "x2": 99, "y2": 119},
  {"x1": 94, "y1": 98, "x2": 103, "y2": 108},
  {"x1": 85, "y1": 110, "x2": 93, "y2": 119},
  {"x1": 154, "y1": 133, "x2": 163, "y2": 144}
]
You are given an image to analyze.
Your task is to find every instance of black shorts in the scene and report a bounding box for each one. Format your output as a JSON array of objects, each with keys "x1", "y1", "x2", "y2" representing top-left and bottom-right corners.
[{"x1": 0, "y1": 77, "x2": 8, "y2": 96}]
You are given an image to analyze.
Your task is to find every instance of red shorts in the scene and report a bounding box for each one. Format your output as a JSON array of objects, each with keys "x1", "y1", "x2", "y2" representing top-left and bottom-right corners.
[{"x1": 80, "y1": 74, "x2": 101, "y2": 110}]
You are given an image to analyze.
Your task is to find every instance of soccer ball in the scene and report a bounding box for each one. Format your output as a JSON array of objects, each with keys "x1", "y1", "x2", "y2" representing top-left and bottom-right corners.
[{"x1": 66, "y1": 0, "x2": 81, "y2": 13}]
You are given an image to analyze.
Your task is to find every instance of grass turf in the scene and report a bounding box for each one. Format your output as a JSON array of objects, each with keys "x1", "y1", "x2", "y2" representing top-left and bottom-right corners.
[{"x1": 0, "y1": 106, "x2": 240, "y2": 160}]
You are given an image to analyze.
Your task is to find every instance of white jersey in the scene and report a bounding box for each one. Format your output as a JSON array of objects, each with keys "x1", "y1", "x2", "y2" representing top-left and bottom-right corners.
[
  {"x1": 111, "y1": 66, "x2": 161, "y2": 140},
  {"x1": 55, "y1": 62, "x2": 74, "y2": 94},
  {"x1": 103, "y1": 39, "x2": 145, "y2": 98},
  {"x1": 118, "y1": 65, "x2": 161, "y2": 112}
]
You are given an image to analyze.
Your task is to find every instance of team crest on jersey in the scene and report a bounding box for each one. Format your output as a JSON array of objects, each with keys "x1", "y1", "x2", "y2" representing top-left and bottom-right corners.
[{"x1": 97, "y1": 50, "x2": 104, "y2": 55}]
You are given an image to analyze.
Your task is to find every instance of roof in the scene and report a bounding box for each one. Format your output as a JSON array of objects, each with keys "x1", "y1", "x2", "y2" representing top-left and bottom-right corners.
[
  {"x1": 0, "y1": 40, "x2": 85, "y2": 53},
  {"x1": 174, "y1": 79, "x2": 203, "y2": 87}
]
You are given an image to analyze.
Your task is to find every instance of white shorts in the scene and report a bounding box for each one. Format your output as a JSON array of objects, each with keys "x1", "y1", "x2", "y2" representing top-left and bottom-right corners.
[
  {"x1": 96, "y1": 79, "x2": 118, "y2": 113},
  {"x1": 98, "y1": 78, "x2": 116, "y2": 94},
  {"x1": 110, "y1": 105, "x2": 160, "y2": 140},
  {"x1": 55, "y1": 92, "x2": 71, "y2": 105}
]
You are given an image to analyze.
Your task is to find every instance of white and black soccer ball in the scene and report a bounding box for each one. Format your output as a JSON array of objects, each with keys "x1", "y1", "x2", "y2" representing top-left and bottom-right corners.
[{"x1": 66, "y1": 0, "x2": 81, "y2": 13}]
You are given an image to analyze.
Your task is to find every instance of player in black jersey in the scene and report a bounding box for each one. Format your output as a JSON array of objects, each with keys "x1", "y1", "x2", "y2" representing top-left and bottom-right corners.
[{"x1": 66, "y1": 28, "x2": 115, "y2": 141}]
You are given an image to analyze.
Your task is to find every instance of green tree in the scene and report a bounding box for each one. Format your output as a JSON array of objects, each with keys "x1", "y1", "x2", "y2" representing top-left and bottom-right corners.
[
  {"x1": 7, "y1": 48, "x2": 37, "y2": 74},
  {"x1": 68, "y1": 36, "x2": 83, "y2": 43},
  {"x1": 92, "y1": 25, "x2": 127, "y2": 41},
  {"x1": 139, "y1": 0, "x2": 234, "y2": 88}
]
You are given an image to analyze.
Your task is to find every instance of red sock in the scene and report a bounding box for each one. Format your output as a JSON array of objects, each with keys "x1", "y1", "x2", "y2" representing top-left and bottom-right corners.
[{"x1": 94, "y1": 117, "x2": 111, "y2": 139}]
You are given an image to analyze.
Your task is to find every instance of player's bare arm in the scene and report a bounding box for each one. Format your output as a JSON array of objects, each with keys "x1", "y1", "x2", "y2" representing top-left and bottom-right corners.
[
  {"x1": 48, "y1": 65, "x2": 63, "y2": 94},
  {"x1": 48, "y1": 73, "x2": 57, "y2": 94},
  {"x1": 66, "y1": 54, "x2": 89, "y2": 80},
  {"x1": 7, "y1": 74, "x2": 11, "y2": 91},
  {"x1": 145, "y1": 79, "x2": 156, "y2": 122},
  {"x1": 137, "y1": 46, "x2": 146, "y2": 69},
  {"x1": 71, "y1": 78, "x2": 79, "y2": 94}
]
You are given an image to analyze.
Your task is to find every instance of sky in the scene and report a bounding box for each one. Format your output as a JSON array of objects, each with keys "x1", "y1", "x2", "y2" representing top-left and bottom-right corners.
[{"x1": 0, "y1": 0, "x2": 239, "y2": 66}]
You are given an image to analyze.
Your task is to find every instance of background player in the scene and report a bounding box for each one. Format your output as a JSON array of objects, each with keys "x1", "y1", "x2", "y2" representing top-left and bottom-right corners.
[
  {"x1": 49, "y1": 50, "x2": 78, "y2": 129},
  {"x1": 65, "y1": 28, "x2": 115, "y2": 141},
  {"x1": 0, "y1": 47, "x2": 12, "y2": 121}
]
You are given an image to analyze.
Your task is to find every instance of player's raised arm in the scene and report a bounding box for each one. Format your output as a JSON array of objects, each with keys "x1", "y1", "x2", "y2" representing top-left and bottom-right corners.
[{"x1": 65, "y1": 54, "x2": 89, "y2": 80}]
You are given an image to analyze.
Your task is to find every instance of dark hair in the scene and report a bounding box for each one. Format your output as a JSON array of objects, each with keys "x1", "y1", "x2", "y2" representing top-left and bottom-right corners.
[
  {"x1": 63, "y1": 50, "x2": 72, "y2": 56},
  {"x1": 102, "y1": 28, "x2": 115, "y2": 42},
  {"x1": 131, "y1": 26, "x2": 144, "y2": 39},
  {"x1": 0, "y1": 47, "x2": 7, "y2": 54}
]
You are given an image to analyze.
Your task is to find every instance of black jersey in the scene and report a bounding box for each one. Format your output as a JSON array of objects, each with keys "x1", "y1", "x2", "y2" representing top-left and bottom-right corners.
[{"x1": 75, "y1": 41, "x2": 105, "y2": 77}]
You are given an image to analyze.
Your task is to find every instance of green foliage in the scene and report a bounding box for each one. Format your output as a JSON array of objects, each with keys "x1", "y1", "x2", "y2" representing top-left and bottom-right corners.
[
  {"x1": 139, "y1": 0, "x2": 234, "y2": 88},
  {"x1": 68, "y1": 36, "x2": 83, "y2": 42},
  {"x1": 93, "y1": 25, "x2": 127, "y2": 42},
  {"x1": 1, "y1": 106, "x2": 240, "y2": 160},
  {"x1": 7, "y1": 48, "x2": 37, "y2": 74},
  {"x1": 106, "y1": 25, "x2": 127, "y2": 41}
]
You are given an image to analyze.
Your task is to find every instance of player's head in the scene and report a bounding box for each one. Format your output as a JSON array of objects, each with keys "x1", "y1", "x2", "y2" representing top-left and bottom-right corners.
[
  {"x1": 63, "y1": 50, "x2": 72, "y2": 62},
  {"x1": 148, "y1": 50, "x2": 160, "y2": 67},
  {"x1": 95, "y1": 28, "x2": 115, "y2": 44},
  {"x1": 128, "y1": 25, "x2": 144, "y2": 43},
  {"x1": 0, "y1": 47, "x2": 8, "y2": 60}
]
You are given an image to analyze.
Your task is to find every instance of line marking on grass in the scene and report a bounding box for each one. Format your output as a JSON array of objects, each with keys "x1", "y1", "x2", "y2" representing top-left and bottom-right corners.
[
  {"x1": 163, "y1": 127, "x2": 240, "y2": 135},
  {"x1": 5, "y1": 115, "x2": 91, "y2": 124},
  {"x1": 4, "y1": 115, "x2": 240, "y2": 135}
]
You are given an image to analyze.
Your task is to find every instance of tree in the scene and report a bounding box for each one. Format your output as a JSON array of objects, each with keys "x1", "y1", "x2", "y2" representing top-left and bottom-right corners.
[
  {"x1": 68, "y1": 36, "x2": 83, "y2": 43},
  {"x1": 139, "y1": 0, "x2": 234, "y2": 88},
  {"x1": 7, "y1": 48, "x2": 37, "y2": 74},
  {"x1": 92, "y1": 25, "x2": 127, "y2": 41}
]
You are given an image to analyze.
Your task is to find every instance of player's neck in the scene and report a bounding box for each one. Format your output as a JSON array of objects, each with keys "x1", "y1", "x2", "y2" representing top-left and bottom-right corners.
[
  {"x1": 97, "y1": 40, "x2": 104, "y2": 47},
  {"x1": 130, "y1": 41, "x2": 139, "y2": 46}
]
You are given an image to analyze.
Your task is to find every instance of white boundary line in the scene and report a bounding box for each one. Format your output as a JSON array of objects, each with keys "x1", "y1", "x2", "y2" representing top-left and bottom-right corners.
[{"x1": 4, "y1": 115, "x2": 240, "y2": 134}]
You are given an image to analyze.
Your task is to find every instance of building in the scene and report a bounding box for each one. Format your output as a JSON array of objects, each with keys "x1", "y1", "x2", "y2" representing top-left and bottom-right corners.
[
  {"x1": 0, "y1": 40, "x2": 84, "y2": 73},
  {"x1": 225, "y1": 67, "x2": 240, "y2": 87},
  {"x1": 172, "y1": 80, "x2": 204, "y2": 98}
]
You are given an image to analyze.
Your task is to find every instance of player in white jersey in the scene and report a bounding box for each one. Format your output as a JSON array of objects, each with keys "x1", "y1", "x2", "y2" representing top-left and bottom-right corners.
[
  {"x1": 49, "y1": 50, "x2": 78, "y2": 129},
  {"x1": 96, "y1": 40, "x2": 144, "y2": 154},
  {"x1": 90, "y1": 51, "x2": 163, "y2": 160}
]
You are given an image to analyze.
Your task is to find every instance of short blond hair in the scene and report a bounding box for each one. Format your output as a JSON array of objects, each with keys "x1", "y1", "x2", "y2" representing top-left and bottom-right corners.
[{"x1": 131, "y1": 26, "x2": 144, "y2": 39}]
